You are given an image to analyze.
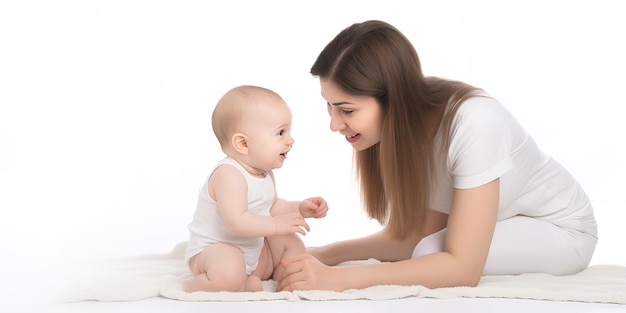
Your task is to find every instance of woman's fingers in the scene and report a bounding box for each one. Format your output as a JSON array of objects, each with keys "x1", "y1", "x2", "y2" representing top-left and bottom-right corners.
[
  {"x1": 281, "y1": 253, "x2": 308, "y2": 267},
  {"x1": 276, "y1": 254, "x2": 308, "y2": 291}
]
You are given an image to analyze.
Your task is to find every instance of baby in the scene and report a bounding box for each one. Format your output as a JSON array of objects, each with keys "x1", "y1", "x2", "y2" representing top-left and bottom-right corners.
[{"x1": 184, "y1": 85, "x2": 328, "y2": 292}]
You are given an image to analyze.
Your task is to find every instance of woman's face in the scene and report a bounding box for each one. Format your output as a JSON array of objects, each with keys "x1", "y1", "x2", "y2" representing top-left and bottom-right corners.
[{"x1": 320, "y1": 79, "x2": 382, "y2": 151}]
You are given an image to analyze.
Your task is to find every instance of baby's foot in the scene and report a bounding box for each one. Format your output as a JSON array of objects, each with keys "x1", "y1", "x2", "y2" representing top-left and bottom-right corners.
[{"x1": 244, "y1": 275, "x2": 263, "y2": 292}]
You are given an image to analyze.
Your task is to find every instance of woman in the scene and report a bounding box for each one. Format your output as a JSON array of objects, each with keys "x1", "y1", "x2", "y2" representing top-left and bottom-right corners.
[{"x1": 275, "y1": 20, "x2": 597, "y2": 292}]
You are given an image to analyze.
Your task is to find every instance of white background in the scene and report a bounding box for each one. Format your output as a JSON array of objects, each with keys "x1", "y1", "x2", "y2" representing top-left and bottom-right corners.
[{"x1": 1, "y1": 0, "x2": 625, "y2": 304}]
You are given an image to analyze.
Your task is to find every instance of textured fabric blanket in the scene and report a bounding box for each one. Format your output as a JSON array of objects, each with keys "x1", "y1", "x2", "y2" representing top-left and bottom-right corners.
[{"x1": 57, "y1": 242, "x2": 626, "y2": 304}]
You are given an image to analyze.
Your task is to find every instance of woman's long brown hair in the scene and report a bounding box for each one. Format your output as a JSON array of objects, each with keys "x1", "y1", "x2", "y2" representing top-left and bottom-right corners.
[{"x1": 311, "y1": 20, "x2": 482, "y2": 240}]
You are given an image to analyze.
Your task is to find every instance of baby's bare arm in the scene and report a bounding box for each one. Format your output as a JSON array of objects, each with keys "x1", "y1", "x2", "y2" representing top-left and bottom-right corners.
[
  {"x1": 271, "y1": 197, "x2": 328, "y2": 218},
  {"x1": 212, "y1": 165, "x2": 308, "y2": 237}
]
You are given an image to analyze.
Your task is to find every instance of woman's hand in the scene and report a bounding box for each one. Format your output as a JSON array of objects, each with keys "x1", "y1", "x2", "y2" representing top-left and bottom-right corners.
[
  {"x1": 305, "y1": 246, "x2": 332, "y2": 265},
  {"x1": 275, "y1": 253, "x2": 343, "y2": 292}
]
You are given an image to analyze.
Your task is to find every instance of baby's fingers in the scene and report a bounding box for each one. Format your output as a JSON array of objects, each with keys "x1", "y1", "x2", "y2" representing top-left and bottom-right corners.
[
  {"x1": 301, "y1": 220, "x2": 311, "y2": 232},
  {"x1": 293, "y1": 220, "x2": 309, "y2": 235}
]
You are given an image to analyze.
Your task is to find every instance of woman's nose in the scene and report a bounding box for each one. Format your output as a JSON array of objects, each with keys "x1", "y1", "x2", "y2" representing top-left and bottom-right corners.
[{"x1": 329, "y1": 114, "x2": 345, "y2": 132}]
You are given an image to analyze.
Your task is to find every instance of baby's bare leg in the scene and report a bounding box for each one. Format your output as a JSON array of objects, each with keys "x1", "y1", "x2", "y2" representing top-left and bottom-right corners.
[
  {"x1": 264, "y1": 233, "x2": 306, "y2": 281},
  {"x1": 185, "y1": 243, "x2": 248, "y2": 292},
  {"x1": 243, "y1": 275, "x2": 263, "y2": 292},
  {"x1": 246, "y1": 240, "x2": 273, "y2": 291}
]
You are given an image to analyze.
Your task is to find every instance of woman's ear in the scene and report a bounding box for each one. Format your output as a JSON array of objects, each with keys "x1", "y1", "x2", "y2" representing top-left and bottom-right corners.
[{"x1": 231, "y1": 132, "x2": 249, "y2": 154}]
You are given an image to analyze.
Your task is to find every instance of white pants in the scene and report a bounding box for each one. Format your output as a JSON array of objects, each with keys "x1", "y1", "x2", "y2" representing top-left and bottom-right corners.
[{"x1": 412, "y1": 215, "x2": 598, "y2": 275}]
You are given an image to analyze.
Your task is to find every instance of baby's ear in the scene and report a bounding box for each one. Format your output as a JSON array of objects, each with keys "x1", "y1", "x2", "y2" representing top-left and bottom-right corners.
[{"x1": 231, "y1": 133, "x2": 249, "y2": 154}]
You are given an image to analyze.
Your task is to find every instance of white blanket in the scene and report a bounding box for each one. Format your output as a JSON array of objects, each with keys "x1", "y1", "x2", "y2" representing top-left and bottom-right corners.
[{"x1": 57, "y1": 242, "x2": 626, "y2": 304}]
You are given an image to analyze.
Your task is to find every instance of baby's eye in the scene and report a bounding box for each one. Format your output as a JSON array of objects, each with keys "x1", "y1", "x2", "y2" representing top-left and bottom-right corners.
[{"x1": 278, "y1": 129, "x2": 285, "y2": 136}]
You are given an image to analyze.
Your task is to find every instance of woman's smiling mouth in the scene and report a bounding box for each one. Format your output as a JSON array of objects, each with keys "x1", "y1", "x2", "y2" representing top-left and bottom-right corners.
[{"x1": 346, "y1": 133, "x2": 361, "y2": 143}]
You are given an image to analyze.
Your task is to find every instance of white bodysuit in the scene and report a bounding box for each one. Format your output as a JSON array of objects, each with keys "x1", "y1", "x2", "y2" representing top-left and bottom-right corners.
[
  {"x1": 185, "y1": 157, "x2": 275, "y2": 274},
  {"x1": 412, "y1": 96, "x2": 598, "y2": 275}
]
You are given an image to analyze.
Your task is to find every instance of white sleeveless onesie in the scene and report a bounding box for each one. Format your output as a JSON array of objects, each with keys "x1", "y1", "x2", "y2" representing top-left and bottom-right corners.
[{"x1": 185, "y1": 157, "x2": 275, "y2": 274}]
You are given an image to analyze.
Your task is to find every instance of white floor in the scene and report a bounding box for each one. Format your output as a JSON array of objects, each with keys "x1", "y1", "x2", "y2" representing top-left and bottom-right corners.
[{"x1": 46, "y1": 297, "x2": 625, "y2": 313}]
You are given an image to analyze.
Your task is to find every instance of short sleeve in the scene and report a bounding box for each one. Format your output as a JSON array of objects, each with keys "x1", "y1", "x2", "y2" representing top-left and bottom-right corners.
[{"x1": 448, "y1": 97, "x2": 515, "y2": 189}]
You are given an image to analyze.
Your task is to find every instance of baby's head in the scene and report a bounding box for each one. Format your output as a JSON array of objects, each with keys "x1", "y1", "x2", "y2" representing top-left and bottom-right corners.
[{"x1": 212, "y1": 85, "x2": 294, "y2": 168}]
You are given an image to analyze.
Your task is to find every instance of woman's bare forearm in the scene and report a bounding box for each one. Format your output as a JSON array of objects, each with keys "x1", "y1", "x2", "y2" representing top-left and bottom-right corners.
[
  {"x1": 332, "y1": 250, "x2": 482, "y2": 290},
  {"x1": 314, "y1": 230, "x2": 420, "y2": 265},
  {"x1": 314, "y1": 209, "x2": 447, "y2": 265}
]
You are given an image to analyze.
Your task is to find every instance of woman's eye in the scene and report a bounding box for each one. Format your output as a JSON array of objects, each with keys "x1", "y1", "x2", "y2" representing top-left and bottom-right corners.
[{"x1": 342, "y1": 109, "x2": 353, "y2": 115}]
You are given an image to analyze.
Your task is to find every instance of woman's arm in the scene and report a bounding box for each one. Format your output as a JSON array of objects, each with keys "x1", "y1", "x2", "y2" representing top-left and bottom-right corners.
[
  {"x1": 309, "y1": 231, "x2": 416, "y2": 265},
  {"x1": 277, "y1": 179, "x2": 499, "y2": 291},
  {"x1": 311, "y1": 208, "x2": 448, "y2": 265}
]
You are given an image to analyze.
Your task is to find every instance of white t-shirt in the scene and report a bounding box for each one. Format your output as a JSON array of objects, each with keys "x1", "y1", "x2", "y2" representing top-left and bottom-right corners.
[{"x1": 430, "y1": 96, "x2": 596, "y2": 235}]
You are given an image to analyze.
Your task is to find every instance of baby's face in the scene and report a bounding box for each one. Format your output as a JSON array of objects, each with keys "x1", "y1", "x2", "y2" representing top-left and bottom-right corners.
[{"x1": 243, "y1": 100, "x2": 294, "y2": 171}]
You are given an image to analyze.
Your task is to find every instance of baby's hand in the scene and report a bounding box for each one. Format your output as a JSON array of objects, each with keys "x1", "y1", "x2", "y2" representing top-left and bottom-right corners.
[
  {"x1": 274, "y1": 213, "x2": 310, "y2": 236},
  {"x1": 299, "y1": 197, "x2": 328, "y2": 219}
]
